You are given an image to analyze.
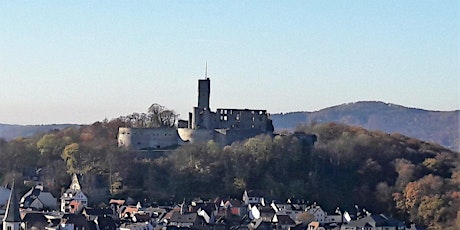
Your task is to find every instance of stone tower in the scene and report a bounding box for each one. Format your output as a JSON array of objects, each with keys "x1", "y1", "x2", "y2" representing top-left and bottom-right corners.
[
  {"x1": 3, "y1": 185, "x2": 21, "y2": 230},
  {"x1": 198, "y1": 78, "x2": 210, "y2": 110}
]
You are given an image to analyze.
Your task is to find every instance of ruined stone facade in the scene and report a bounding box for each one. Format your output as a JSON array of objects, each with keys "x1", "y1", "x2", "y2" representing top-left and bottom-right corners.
[{"x1": 118, "y1": 78, "x2": 274, "y2": 150}]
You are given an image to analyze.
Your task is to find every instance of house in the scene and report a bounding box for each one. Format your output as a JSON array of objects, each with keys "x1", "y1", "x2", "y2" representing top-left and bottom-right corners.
[
  {"x1": 93, "y1": 215, "x2": 118, "y2": 230},
  {"x1": 273, "y1": 214, "x2": 296, "y2": 230},
  {"x1": 307, "y1": 221, "x2": 327, "y2": 230},
  {"x1": 46, "y1": 213, "x2": 93, "y2": 230},
  {"x1": 120, "y1": 205, "x2": 139, "y2": 219},
  {"x1": 20, "y1": 183, "x2": 57, "y2": 211},
  {"x1": 220, "y1": 199, "x2": 246, "y2": 217},
  {"x1": 81, "y1": 206, "x2": 118, "y2": 229},
  {"x1": 21, "y1": 212, "x2": 49, "y2": 230},
  {"x1": 243, "y1": 190, "x2": 265, "y2": 206},
  {"x1": 258, "y1": 206, "x2": 275, "y2": 222},
  {"x1": 167, "y1": 210, "x2": 206, "y2": 228},
  {"x1": 60, "y1": 174, "x2": 88, "y2": 213},
  {"x1": 305, "y1": 204, "x2": 326, "y2": 223},
  {"x1": 340, "y1": 214, "x2": 405, "y2": 230},
  {"x1": 275, "y1": 203, "x2": 306, "y2": 224}
]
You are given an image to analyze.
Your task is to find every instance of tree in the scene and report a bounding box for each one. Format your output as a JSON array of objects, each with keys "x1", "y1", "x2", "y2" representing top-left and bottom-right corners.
[
  {"x1": 148, "y1": 103, "x2": 178, "y2": 127},
  {"x1": 62, "y1": 143, "x2": 79, "y2": 174},
  {"x1": 119, "y1": 103, "x2": 179, "y2": 128},
  {"x1": 418, "y1": 195, "x2": 445, "y2": 229},
  {"x1": 37, "y1": 133, "x2": 72, "y2": 160}
]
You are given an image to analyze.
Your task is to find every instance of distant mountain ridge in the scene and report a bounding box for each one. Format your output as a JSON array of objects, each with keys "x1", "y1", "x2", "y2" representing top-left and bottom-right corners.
[
  {"x1": 1, "y1": 101, "x2": 458, "y2": 151},
  {"x1": 271, "y1": 101, "x2": 459, "y2": 151},
  {"x1": 0, "y1": 123, "x2": 78, "y2": 141}
]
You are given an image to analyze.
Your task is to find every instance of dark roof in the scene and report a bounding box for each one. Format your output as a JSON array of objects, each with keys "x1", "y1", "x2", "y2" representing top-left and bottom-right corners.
[
  {"x1": 246, "y1": 190, "x2": 264, "y2": 197},
  {"x1": 83, "y1": 207, "x2": 113, "y2": 216},
  {"x1": 190, "y1": 202, "x2": 216, "y2": 214},
  {"x1": 96, "y1": 215, "x2": 117, "y2": 230},
  {"x1": 22, "y1": 212, "x2": 48, "y2": 229},
  {"x1": 169, "y1": 211, "x2": 199, "y2": 224},
  {"x1": 259, "y1": 206, "x2": 275, "y2": 219},
  {"x1": 62, "y1": 213, "x2": 93, "y2": 228},
  {"x1": 4, "y1": 185, "x2": 21, "y2": 222},
  {"x1": 226, "y1": 199, "x2": 243, "y2": 207},
  {"x1": 346, "y1": 214, "x2": 405, "y2": 227},
  {"x1": 275, "y1": 215, "x2": 295, "y2": 225},
  {"x1": 134, "y1": 213, "x2": 151, "y2": 222}
]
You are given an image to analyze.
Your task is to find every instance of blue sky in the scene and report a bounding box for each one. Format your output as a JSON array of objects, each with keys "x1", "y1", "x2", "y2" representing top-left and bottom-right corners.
[{"x1": 1, "y1": 1, "x2": 459, "y2": 125}]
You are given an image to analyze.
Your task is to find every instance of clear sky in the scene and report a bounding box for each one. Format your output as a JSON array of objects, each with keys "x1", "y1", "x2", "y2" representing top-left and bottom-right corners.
[{"x1": 1, "y1": 1, "x2": 459, "y2": 125}]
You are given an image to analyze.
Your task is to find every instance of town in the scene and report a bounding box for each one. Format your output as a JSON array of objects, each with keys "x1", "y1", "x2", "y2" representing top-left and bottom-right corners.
[{"x1": 0, "y1": 173, "x2": 413, "y2": 230}]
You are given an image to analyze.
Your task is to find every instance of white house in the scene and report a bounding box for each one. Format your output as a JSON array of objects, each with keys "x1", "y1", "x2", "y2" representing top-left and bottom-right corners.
[
  {"x1": 306, "y1": 204, "x2": 326, "y2": 223},
  {"x1": 60, "y1": 174, "x2": 88, "y2": 213}
]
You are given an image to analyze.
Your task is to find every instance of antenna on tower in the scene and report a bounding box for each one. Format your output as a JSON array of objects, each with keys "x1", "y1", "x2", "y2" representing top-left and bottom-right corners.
[{"x1": 205, "y1": 62, "x2": 208, "y2": 79}]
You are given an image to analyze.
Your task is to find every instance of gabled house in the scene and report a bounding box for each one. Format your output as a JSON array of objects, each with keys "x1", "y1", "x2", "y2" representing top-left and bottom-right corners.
[
  {"x1": 20, "y1": 184, "x2": 57, "y2": 211},
  {"x1": 22, "y1": 212, "x2": 49, "y2": 230},
  {"x1": 60, "y1": 174, "x2": 88, "y2": 213},
  {"x1": 340, "y1": 214, "x2": 405, "y2": 230},
  {"x1": 167, "y1": 210, "x2": 206, "y2": 229},
  {"x1": 259, "y1": 206, "x2": 275, "y2": 223},
  {"x1": 243, "y1": 190, "x2": 265, "y2": 206},
  {"x1": 93, "y1": 215, "x2": 118, "y2": 230},
  {"x1": 220, "y1": 199, "x2": 246, "y2": 217},
  {"x1": 82, "y1": 207, "x2": 114, "y2": 221},
  {"x1": 306, "y1": 204, "x2": 326, "y2": 223},
  {"x1": 120, "y1": 206, "x2": 139, "y2": 220},
  {"x1": 109, "y1": 199, "x2": 125, "y2": 215},
  {"x1": 56, "y1": 213, "x2": 94, "y2": 230},
  {"x1": 273, "y1": 214, "x2": 296, "y2": 230},
  {"x1": 275, "y1": 203, "x2": 305, "y2": 223}
]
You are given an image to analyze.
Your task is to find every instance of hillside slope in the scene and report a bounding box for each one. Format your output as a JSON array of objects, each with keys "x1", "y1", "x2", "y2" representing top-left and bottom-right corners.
[
  {"x1": 0, "y1": 124, "x2": 78, "y2": 140},
  {"x1": 271, "y1": 101, "x2": 459, "y2": 151}
]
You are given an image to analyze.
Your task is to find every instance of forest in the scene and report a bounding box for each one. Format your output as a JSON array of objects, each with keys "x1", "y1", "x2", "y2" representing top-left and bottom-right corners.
[{"x1": 0, "y1": 116, "x2": 459, "y2": 229}]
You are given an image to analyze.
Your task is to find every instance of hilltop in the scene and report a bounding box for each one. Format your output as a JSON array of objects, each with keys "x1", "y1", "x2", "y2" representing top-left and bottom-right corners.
[
  {"x1": 1, "y1": 101, "x2": 458, "y2": 151},
  {"x1": 271, "y1": 101, "x2": 459, "y2": 151}
]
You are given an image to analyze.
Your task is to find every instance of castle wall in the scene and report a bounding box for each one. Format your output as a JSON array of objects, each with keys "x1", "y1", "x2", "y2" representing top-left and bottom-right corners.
[
  {"x1": 118, "y1": 127, "x2": 183, "y2": 150},
  {"x1": 177, "y1": 128, "x2": 215, "y2": 144}
]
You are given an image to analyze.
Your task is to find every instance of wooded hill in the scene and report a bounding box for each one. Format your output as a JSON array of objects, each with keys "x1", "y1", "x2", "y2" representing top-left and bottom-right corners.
[
  {"x1": 0, "y1": 119, "x2": 459, "y2": 229},
  {"x1": 271, "y1": 101, "x2": 459, "y2": 151}
]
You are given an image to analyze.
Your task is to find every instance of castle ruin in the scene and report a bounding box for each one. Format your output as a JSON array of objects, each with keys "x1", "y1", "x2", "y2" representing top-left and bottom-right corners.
[{"x1": 118, "y1": 78, "x2": 274, "y2": 150}]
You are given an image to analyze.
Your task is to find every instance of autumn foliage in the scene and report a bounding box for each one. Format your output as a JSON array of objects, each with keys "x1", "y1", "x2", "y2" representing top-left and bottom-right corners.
[{"x1": 0, "y1": 121, "x2": 458, "y2": 229}]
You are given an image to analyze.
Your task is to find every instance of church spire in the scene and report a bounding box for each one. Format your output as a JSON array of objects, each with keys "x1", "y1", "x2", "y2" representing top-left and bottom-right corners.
[
  {"x1": 3, "y1": 183, "x2": 21, "y2": 226},
  {"x1": 70, "y1": 173, "x2": 81, "y2": 191}
]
